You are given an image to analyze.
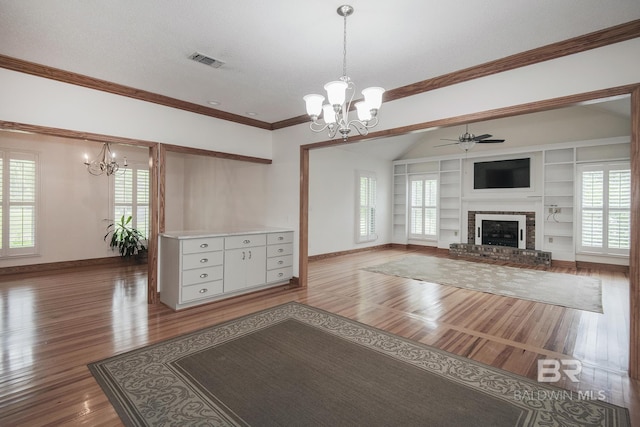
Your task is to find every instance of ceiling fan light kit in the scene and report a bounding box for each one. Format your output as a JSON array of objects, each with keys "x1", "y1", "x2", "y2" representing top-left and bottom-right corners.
[
  {"x1": 303, "y1": 5, "x2": 385, "y2": 141},
  {"x1": 437, "y1": 124, "x2": 506, "y2": 151}
]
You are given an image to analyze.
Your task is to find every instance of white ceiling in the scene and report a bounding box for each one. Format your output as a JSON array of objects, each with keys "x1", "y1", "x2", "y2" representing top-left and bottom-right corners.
[{"x1": 1, "y1": 1, "x2": 639, "y2": 124}]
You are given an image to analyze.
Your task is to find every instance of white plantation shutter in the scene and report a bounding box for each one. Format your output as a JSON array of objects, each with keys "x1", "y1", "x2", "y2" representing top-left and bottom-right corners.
[
  {"x1": 113, "y1": 165, "x2": 150, "y2": 239},
  {"x1": 424, "y1": 179, "x2": 437, "y2": 236},
  {"x1": 580, "y1": 170, "x2": 603, "y2": 248},
  {"x1": 608, "y1": 169, "x2": 630, "y2": 249},
  {"x1": 357, "y1": 171, "x2": 377, "y2": 243},
  {"x1": 0, "y1": 151, "x2": 38, "y2": 256},
  {"x1": 409, "y1": 174, "x2": 438, "y2": 239},
  {"x1": 410, "y1": 180, "x2": 423, "y2": 235},
  {"x1": 578, "y1": 163, "x2": 630, "y2": 255},
  {"x1": 136, "y1": 169, "x2": 150, "y2": 239}
]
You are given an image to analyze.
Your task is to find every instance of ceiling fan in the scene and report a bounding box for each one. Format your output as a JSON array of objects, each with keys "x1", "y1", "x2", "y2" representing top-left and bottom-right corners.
[{"x1": 435, "y1": 124, "x2": 505, "y2": 151}]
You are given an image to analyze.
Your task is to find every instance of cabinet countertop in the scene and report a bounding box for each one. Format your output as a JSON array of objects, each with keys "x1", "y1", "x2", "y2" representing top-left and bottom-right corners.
[{"x1": 161, "y1": 227, "x2": 293, "y2": 240}]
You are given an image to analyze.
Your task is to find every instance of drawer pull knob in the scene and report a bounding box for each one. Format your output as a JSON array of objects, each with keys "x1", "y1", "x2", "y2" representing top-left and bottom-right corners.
[
  {"x1": 278, "y1": 236, "x2": 284, "y2": 240},
  {"x1": 278, "y1": 260, "x2": 283, "y2": 265},
  {"x1": 278, "y1": 248, "x2": 284, "y2": 253},
  {"x1": 278, "y1": 273, "x2": 283, "y2": 277},
  {"x1": 200, "y1": 273, "x2": 208, "y2": 278},
  {"x1": 199, "y1": 288, "x2": 208, "y2": 294},
  {"x1": 200, "y1": 258, "x2": 208, "y2": 263},
  {"x1": 200, "y1": 243, "x2": 209, "y2": 248},
  {"x1": 243, "y1": 239, "x2": 251, "y2": 244}
]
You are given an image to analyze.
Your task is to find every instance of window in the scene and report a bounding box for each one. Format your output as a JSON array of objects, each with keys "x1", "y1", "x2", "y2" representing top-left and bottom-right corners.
[
  {"x1": 577, "y1": 162, "x2": 630, "y2": 255},
  {"x1": 114, "y1": 165, "x2": 150, "y2": 239},
  {"x1": 356, "y1": 171, "x2": 376, "y2": 243},
  {"x1": 0, "y1": 150, "x2": 38, "y2": 257},
  {"x1": 409, "y1": 174, "x2": 438, "y2": 240}
]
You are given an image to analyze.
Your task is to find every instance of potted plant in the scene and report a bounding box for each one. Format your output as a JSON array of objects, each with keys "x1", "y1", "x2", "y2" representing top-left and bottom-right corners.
[{"x1": 104, "y1": 215, "x2": 147, "y2": 261}]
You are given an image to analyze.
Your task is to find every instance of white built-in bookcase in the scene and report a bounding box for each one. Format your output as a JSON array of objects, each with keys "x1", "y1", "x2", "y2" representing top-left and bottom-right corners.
[{"x1": 393, "y1": 138, "x2": 630, "y2": 261}]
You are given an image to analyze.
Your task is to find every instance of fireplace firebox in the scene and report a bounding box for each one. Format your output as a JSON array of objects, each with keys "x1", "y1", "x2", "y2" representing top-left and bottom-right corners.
[
  {"x1": 474, "y1": 213, "x2": 527, "y2": 249},
  {"x1": 482, "y1": 220, "x2": 519, "y2": 247}
]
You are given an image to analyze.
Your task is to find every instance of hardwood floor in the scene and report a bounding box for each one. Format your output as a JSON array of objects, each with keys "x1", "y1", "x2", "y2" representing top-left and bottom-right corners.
[{"x1": 0, "y1": 248, "x2": 638, "y2": 425}]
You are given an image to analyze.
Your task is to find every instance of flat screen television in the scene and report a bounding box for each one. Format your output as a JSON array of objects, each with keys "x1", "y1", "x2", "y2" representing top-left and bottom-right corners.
[{"x1": 473, "y1": 158, "x2": 531, "y2": 189}]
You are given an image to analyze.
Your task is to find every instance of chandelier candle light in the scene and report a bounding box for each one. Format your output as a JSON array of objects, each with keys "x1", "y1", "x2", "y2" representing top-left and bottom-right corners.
[
  {"x1": 84, "y1": 142, "x2": 127, "y2": 176},
  {"x1": 303, "y1": 5, "x2": 384, "y2": 140}
]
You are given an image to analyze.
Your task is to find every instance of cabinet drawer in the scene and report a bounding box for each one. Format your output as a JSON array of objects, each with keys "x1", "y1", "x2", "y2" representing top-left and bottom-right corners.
[
  {"x1": 267, "y1": 243, "x2": 293, "y2": 258},
  {"x1": 267, "y1": 267, "x2": 293, "y2": 283},
  {"x1": 182, "y1": 265, "x2": 224, "y2": 286},
  {"x1": 225, "y1": 234, "x2": 266, "y2": 249},
  {"x1": 267, "y1": 255, "x2": 293, "y2": 270},
  {"x1": 182, "y1": 237, "x2": 223, "y2": 254},
  {"x1": 267, "y1": 232, "x2": 293, "y2": 245},
  {"x1": 181, "y1": 280, "x2": 223, "y2": 303},
  {"x1": 182, "y1": 251, "x2": 223, "y2": 270}
]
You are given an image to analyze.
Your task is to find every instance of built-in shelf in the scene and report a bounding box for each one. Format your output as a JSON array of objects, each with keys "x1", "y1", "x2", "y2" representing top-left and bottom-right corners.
[
  {"x1": 438, "y1": 159, "x2": 461, "y2": 249},
  {"x1": 543, "y1": 147, "x2": 575, "y2": 260}
]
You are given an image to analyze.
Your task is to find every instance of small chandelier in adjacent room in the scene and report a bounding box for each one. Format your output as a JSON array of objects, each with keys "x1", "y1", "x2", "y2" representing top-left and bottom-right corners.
[
  {"x1": 84, "y1": 142, "x2": 127, "y2": 176},
  {"x1": 303, "y1": 5, "x2": 385, "y2": 141}
]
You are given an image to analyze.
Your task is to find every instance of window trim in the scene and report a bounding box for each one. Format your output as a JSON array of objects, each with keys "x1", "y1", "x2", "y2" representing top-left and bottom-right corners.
[
  {"x1": 0, "y1": 149, "x2": 40, "y2": 258},
  {"x1": 112, "y1": 162, "x2": 150, "y2": 241},
  {"x1": 355, "y1": 170, "x2": 377, "y2": 244},
  {"x1": 576, "y1": 161, "x2": 630, "y2": 256},
  {"x1": 408, "y1": 173, "x2": 438, "y2": 241}
]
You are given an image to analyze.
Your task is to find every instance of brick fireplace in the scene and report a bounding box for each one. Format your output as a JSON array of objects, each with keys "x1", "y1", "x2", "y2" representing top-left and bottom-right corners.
[
  {"x1": 450, "y1": 210, "x2": 551, "y2": 267},
  {"x1": 467, "y1": 211, "x2": 536, "y2": 249}
]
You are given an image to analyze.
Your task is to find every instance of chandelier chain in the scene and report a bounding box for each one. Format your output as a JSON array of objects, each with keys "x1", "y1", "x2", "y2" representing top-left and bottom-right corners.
[{"x1": 342, "y1": 11, "x2": 348, "y2": 79}]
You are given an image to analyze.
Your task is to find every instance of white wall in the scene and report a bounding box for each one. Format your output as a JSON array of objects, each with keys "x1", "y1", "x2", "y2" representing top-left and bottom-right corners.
[
  {"x1": 0, "y1": 131, "x2": 149, "y2": 267},
  {"x1": 169, "y1": 154, "x2": 271, "y2": 231},
  {"x1": 309, "y1": 147, "x2": 391, "y2": 256},
  {"x1": 0, "y1": 68, "x2": 273, "y2": 159}
]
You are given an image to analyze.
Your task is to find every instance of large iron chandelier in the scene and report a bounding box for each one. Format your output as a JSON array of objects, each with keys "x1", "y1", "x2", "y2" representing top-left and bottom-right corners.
[
  {"x1": 303, "y1": 5, "x2": 384, "y2": 141},
  {"x1": 84, "y1": 142, "x2": 127, "y2": 176}
]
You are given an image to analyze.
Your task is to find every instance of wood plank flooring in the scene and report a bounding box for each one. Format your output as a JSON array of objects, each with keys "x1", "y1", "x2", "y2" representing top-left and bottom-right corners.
[{"x1": 0, "y1": 248, "x2": 638, "y2": 425}]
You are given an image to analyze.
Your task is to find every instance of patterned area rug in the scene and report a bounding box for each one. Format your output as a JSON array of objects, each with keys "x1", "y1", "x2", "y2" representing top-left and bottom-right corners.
[
  {"x1": 364, "y1": 255, "x2": 603, "y2": 313},
  {"x1": 89, "y1": 303, "x2": 628, "y2": 426}
]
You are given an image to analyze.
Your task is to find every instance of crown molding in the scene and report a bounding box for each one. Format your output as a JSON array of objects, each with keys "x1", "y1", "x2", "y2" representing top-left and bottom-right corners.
[{"x1": 1, "y1": 19, "x2": 638, "y2": 132}]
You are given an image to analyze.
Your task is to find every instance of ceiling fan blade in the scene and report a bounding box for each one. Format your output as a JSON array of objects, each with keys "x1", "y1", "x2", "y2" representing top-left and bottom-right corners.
[
  {"x1": 477, "y1": 139, "x2": 505, "y2": 143},
  {"x1": 434, "y1": 142, "x2": 460, "y2": 147},
  {"x1": 439, "y1": 138, "x2": 460, "y2": 142},
  {"x1": 473, "y1": 134, "x2": 492, "y2": 141}
]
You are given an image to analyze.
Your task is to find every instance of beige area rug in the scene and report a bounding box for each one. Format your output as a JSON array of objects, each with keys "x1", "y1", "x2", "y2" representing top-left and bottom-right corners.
[
  {"x1": 89, "y1": 302, "x2": 628, "y2": 426},
  {"x1": 364, "y1": 255, "x2": 603, "y2": 313}
]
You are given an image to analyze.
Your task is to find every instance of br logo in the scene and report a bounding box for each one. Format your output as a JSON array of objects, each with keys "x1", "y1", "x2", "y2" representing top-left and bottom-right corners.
[{"x1": 537, "y1": 359, "x2": 582, "y2": 383}]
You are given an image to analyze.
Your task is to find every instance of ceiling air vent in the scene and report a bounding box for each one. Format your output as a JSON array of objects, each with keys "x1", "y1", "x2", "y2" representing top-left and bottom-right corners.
[{"x1": 188, "y1": 52, "x2": 225, "y2": 68}]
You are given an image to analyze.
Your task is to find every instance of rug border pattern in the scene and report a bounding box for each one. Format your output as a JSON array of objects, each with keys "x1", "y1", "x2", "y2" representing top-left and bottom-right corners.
[{"x1": 89, "y1": 302, "x2": 629, "y2": 426}]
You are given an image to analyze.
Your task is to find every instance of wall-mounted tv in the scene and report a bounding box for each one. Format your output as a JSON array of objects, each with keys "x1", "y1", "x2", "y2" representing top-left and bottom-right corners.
[{"x1": 473, "y1": 158, "x2": 531, "y2": 189}]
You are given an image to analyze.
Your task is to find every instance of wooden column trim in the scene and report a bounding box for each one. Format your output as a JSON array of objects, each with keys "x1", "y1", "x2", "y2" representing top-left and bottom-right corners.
[
  {"x1": 147, "y1": 144, "x2": 160, "y2": 304},
  {"x1": 299, "y1": 147, "x2": 309, "y2": 288},
  {"x1": 158, "y1": 144, "x2": 167, "y2": 234},
  {"x1": 630, "y1": 86, "x2": 640, "y2": 380}
]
